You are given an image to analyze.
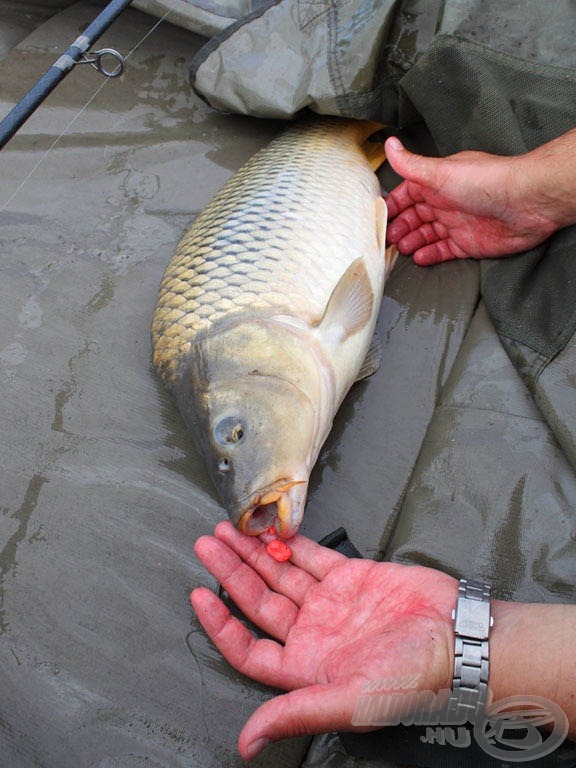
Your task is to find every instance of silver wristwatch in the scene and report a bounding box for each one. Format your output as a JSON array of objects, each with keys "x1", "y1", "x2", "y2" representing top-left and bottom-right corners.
[{"x1": 450, "y1": 578, "x2": 493, "y2": 723}]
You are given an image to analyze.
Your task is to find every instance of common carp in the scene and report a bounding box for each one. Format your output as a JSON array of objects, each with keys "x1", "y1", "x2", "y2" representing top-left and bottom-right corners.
[{"x1": 151, "y1": 117, "x2": 396, "y2": 538}]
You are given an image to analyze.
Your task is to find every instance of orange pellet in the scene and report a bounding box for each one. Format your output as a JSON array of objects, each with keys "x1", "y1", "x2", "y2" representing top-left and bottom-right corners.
[{"x1": 266, "y1": 539, "x2": 292, "y2": 562}]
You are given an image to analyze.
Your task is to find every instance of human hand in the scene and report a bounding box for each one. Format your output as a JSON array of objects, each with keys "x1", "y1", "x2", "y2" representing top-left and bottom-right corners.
[
  {"x1": 384, "y1": 137, "x2": 558, "y2": 266},
  {"x1": 190, "y1": 521, "x2": 458, "y2": 759}
]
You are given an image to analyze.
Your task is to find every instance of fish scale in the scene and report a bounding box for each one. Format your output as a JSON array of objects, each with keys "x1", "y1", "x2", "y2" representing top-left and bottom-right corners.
[{"x1": 152, "y1": 117, "x2": 385, "y2": 387}]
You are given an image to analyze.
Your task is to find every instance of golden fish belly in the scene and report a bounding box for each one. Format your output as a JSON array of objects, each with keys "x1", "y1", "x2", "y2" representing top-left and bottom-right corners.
[{"x1": 151, "y1": 116, "x2": 387, "y2": 388}]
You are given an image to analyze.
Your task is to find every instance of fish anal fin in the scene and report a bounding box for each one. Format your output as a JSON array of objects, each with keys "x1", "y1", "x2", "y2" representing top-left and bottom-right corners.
[
  {"x1": 376, "y1": 196, "x2": 388, "y2": 257},
  {"x1": 356, "y1": 331, "x2": 382, "y2": 381},
  {"x1": 385, "y1": 243, "x2": 399, "y2": 274},
  {"x1": 318, "y1": 258, "x2": 374, "y2": 341},
  {"x1": 375, "y1": 196, "x2": 399, "y2": 276}
]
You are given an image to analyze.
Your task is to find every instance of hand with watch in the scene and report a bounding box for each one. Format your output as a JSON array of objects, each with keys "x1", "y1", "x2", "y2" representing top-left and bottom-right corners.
[{"x1": 191, "y1": 522, "x2": 576, "y2": 760}]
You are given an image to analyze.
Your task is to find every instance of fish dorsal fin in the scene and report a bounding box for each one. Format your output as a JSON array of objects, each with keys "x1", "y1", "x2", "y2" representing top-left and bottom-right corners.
[
  {"x1": 356, "y1": 330, "x2": 382, "y2": 381},
  {"x1": 317, "y1": 258, "x2": 374, "y2": 343}
]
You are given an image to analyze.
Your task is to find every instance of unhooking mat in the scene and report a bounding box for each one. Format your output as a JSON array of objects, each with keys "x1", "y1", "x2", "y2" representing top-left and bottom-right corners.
[
  {"x1": 157, "y1": 0, "x2": 576, "y2": 764},
  {"x1": 1, "y1": 1, "x2": 576, "y2": 767}
]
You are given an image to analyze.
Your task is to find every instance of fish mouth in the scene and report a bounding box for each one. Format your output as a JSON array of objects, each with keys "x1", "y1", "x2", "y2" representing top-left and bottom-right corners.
[{"x1": 237, "y1": 479, "x2": 308, "y2": 538}]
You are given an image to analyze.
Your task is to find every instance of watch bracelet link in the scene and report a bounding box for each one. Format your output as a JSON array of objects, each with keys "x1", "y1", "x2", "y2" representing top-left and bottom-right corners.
[{"x1": 450, "y1": 578, "x2": 492, "y2": 721}]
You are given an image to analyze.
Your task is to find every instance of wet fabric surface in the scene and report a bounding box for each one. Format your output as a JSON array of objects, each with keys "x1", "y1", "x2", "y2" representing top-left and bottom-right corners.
[
  {"x1": 133, "y1": 0, "x2": 274, "y2": 38},
  {"x1": 0, "y1": 3, "x2": 308, "y2": 766},
  {"x1": 2, "y1": 2, "x2": 576, "y2": 767},
  {"x1": 385, "y1": 302, "x2": 576, "y2": 603},
  {"x1": 0, "y1": 2, "x2": 477, "y2": 766}
]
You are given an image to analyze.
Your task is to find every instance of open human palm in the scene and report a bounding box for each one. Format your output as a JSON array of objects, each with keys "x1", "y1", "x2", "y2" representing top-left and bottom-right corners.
[
  {"x1": 384, "y1": 138, "x2": 558, "y2": 265},
  {"x1": 191, "y1": 522, "x2": 458, "y2": 759}
]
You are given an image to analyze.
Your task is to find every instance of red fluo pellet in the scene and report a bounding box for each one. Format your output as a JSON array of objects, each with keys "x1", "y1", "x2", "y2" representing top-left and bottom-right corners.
[{"x1": 266, "y1": 539, "x2": 292, "y2": 562}]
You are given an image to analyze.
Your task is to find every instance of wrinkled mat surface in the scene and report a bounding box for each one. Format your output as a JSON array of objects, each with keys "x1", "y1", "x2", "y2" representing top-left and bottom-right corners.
[{"x1": 1, "y1": 2, "x2": 575, "y2": 767}]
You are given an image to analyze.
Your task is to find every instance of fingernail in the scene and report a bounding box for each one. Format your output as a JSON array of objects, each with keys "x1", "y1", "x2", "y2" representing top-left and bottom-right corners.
[
  {"x1": 386, "y1": 137, "x2": 403, "y2": 151},
  {"x1": 247, "y1": 737, "x2": 270, "y2": 758}
]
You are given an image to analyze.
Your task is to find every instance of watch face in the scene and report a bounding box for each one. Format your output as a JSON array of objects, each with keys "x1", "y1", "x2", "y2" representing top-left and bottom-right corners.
[{"x1": 455, "y1": 596, "x2": 491, "y2": 639}]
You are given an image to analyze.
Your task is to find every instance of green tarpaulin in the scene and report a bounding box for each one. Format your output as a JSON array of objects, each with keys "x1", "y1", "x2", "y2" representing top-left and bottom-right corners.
[{"x1": 1, "y1": 1, "x2": 574, "y2": 766}]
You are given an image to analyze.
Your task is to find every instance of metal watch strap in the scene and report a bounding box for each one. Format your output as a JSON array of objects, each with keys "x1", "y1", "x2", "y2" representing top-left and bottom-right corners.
[{"x1": 450, "y1": 578, "x2": 493, "y2": 722}]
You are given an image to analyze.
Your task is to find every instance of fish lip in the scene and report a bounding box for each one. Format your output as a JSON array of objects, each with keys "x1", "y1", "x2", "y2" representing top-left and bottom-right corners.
[{"x1": 237, "y1": 479, "x2": 307, "y2": 537}]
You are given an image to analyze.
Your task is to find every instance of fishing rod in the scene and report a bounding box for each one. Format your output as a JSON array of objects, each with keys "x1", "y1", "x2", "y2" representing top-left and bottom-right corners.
[{"x1": 0, "y1": 0, "x2": 133, "y2": 150}]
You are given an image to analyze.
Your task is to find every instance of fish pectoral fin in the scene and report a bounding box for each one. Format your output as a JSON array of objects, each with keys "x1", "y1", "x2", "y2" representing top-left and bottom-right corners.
[
  {"x1": 318, "y1": 258, "x2": 374, "y2": 342},
  {"x1": 356, "y1": 331, "x2": 382, "y2": 381}
]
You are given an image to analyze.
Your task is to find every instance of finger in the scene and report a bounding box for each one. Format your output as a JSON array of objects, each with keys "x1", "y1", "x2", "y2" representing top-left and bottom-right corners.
[
  {"x1": 386, "y1": 206, "x2": 427, "y2": 245},
  {"x1": 414, "y1": 202, "x2": 437, "y2": 223},
  {"x1": 194, "y1": 534, "x2": 299, "y2": 641},
  {"x1": 385, "y1": 137, "x2": 444, "y2": 189},
  {"x1": 384, "y1": 188, "x2": 402, "y2": 219},
  {"x1": 213, "y1": 522, "x2": 318, "y2": 605},
  {"x1": 238, "y1": 681, "x2": 363, "y2": 760},
  {"x1": 395, "y1": 206, "x2": 424, "y2": 233},
  {"x1": 191, "y1": 586, "x2": 289, "y2": 688},
  {"x1": 397, "y1": 222, "x2": 448, "y2": 255},
  {"x1": 384, "y1": 180, "x2": 421, "y2": 219},
  {"x1": 386, "y1": 215, "x2": 410, "y2": 244},
  {"x1": 215, "y1": 520, "x2": 346, "y2": 587},
  {"x1": 413, "y1": 239, "x2": 466, "y2": 266},
  {"x1": 285, "y1": 532, "x2": 346, "y2": 581}
]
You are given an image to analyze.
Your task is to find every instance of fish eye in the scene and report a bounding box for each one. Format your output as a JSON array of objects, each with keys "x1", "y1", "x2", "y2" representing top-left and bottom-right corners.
[
  {"x1": 214, "y1": 416, "x2": 246, "y2": 446},
  {"x1": 218, "y1": 458, "x2": 231, "y2": 473}
]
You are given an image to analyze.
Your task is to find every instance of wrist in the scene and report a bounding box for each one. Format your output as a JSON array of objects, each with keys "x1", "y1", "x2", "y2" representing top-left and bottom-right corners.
[
  {"x1": 483, "y1": 598, "x2": 520, "y2": 703},
  {"x1": 487, "y1": 599, "x2": 576, "y2": 738},
  {"x1": 514, "y1": 134, "x2": 576, "y2": 232}
]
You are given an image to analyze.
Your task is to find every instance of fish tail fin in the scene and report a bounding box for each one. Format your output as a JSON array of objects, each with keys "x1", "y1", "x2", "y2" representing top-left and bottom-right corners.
[
  {"x1": 362, "y1": 137, "x2": 388, "y2": 171},
  {"x1": 321, "y1": 118, "x2": 390, "y2": 170},
  {"x1": 352, "y1": 120, "x2": 391, "y2": 171}
]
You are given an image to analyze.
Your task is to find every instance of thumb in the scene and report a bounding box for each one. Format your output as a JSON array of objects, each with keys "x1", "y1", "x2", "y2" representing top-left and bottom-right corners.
[
  {"x1": 384, "y1": 137, "x2": 441, "y2": 187},
  {"x1": 238, "y1": 682, "x2": 365, "y2": 760}
]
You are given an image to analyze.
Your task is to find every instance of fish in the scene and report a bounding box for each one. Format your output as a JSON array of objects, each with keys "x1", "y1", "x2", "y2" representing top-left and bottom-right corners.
[{"x1": 151, "y1": 116, "x2": 397, "y2": 539}]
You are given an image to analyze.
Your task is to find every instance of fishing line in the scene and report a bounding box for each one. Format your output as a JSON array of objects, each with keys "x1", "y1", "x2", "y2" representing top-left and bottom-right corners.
[{"x1": 0, "y1": 3, "x2": 177, "y2": 214}]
